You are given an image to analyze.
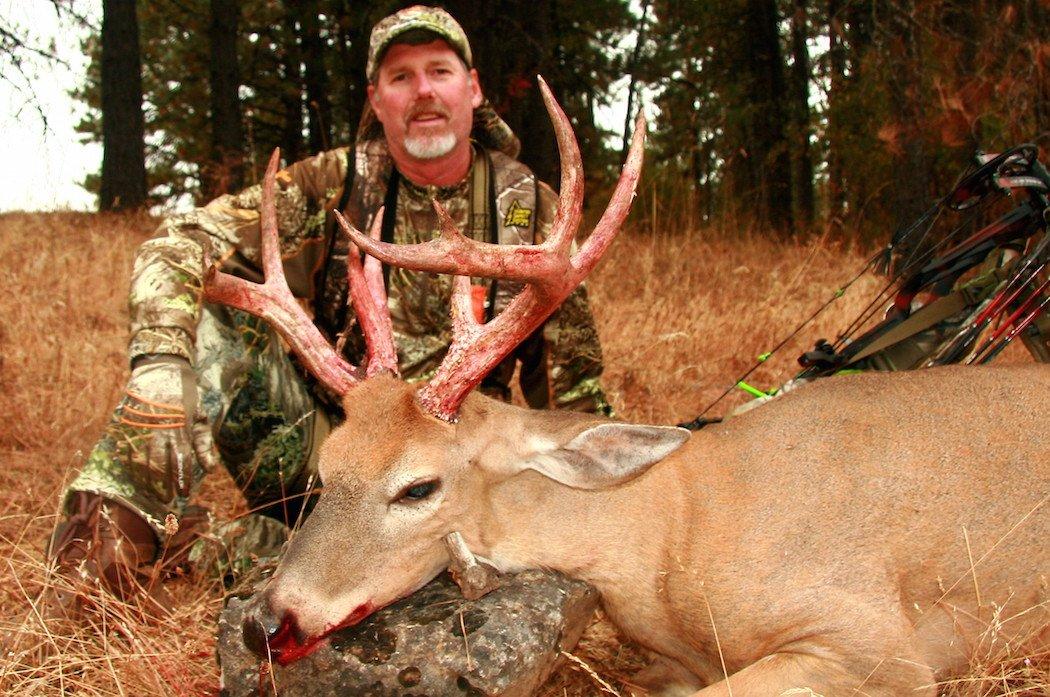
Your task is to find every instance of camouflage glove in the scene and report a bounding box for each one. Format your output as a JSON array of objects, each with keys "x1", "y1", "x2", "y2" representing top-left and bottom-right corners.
[{"x1": 119, "y1": 355, "x2": 216, "y2": 502}]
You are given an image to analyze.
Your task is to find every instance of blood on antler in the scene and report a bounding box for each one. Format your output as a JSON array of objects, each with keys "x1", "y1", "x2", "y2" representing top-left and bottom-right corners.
[
  {"x1": 202, "y1": 149, "x2": 398, "y2": 395},
  {"x1": 338, "y1": 76, "x2": 646, "y2": 421}
]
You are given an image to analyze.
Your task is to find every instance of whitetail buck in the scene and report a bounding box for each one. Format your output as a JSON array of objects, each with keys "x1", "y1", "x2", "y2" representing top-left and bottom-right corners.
[{"x1": 206, "y1": 81, "x2": 1049, "y2": 695}]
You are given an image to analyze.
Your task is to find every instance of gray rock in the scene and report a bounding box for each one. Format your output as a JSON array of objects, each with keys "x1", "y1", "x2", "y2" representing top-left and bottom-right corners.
[{"x1": 217, "y1": 570, "x2": 598, "y2": 696}]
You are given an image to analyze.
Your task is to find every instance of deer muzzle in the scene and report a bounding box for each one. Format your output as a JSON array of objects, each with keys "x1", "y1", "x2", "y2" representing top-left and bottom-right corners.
[
  {"x1": 242, "y1": 588, "x2": 377, "y2": 664},
  {"x1": 241, "y1": 593, "x2": 318, "y2": 664}
]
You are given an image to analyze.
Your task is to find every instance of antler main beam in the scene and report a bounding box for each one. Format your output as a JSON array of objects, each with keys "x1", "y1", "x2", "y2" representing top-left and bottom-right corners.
[
  {"x1": 345, "y1": 77, "x2": 646, "y2": 421},
  {"x1": 203, "y1": 149, "x2": 398, "y2": 396}
]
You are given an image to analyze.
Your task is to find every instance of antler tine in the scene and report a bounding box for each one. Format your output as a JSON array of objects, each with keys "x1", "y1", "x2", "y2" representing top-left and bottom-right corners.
[
  {"x1": 203, "y1": 148, "x2": 363, "y2": 395},
  {"x1": 411, "y1": 82, "x2": 645, "y2": 421},
  {"x1": 362, "y1": 208, "x2": 388, "y2": 318},
  {"x1": 339, "y1": 209, "x2": 399, "y2": 377},
  {"x1": 536, "y1": 75, "x2": 585, "y2": 258},
  {"x1": 345, "y1": 199, "x2": 557, "y2": 285},
  {"x1": 257, "y1": 150, "x2": 285, "y2": 282},
  {"x1": 449, "y1": 274, "x2": 483, "y2": 337},
  {"x1": 572, "y1": 111, "x2": 646, "y2": 276}
]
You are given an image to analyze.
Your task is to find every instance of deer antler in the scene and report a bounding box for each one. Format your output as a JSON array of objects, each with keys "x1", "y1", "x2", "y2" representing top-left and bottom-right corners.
[
  {"x1": 341, "y1": 77, "x2": 646, "y2": 421},
  {"x1": 344, "y1": 207, "x2": 398, "y2": 377},
  {"x1": 202, "y1": 148, "x2": 398, "y2": 395}
]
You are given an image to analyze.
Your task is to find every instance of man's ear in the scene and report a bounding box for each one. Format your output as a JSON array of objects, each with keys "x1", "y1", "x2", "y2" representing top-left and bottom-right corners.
[
  {"x1": 520, "y1": 423, "x2": 690, "y2": 490},
  {"x1": 367, "y1": 83, "x2": 386, "y2": 123},
  {"x1": 469, "y1": 68, "x2": 483, "y2": 108}
]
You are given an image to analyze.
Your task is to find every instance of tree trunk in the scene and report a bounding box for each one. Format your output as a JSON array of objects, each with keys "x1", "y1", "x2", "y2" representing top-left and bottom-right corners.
[
  {"x1": 526, "y1": 0, "x2": 558, "y2": 185},
  {"x1": 683, "y1": 57, "x2": 703, "y2": 227},
  {"x1": 446, "y1": 0, "x2": 558, "y2": 183},
  {"x1": 826, "y1": 0, "x2": 845, "y2": 222},
  {"x1": 470, "y1": 0, "x2": 556, "y2": 184},
  {"x1": 99, "y1": 0, "x2": 147, "y2": 211},
  {"x1": 206, "y1": 0, "x2": 244, "y2": 198},
  {"x1": 300, "y1": 0, "x2": 331, "y2": 152},
  {"x1": 1029, "y1": 0, "x2": 1050, "y2": 133},
  {"x1": 333, "y1": 0, "x2": 372, "y2": 140},
  {"x1": 735, "y1": 0, "x2": 793, "y2": 231},
  {"x1": 621, "y1": 0, "x2": 651, "y2": 162},
  {"x1": 789, "y1": 0, "x2": 814, "y2": 231},
  {"x1": 883, "y1": 0, "x2": 931, "y2": 225},
  {"x1": 279, "y1": 4, "x2": 305, "y2": 164}
]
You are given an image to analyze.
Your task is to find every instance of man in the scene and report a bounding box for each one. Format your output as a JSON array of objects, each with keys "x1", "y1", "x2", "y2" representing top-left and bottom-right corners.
[{"x1": 47, "y1": 6, "x2": 612, "y2": 610}]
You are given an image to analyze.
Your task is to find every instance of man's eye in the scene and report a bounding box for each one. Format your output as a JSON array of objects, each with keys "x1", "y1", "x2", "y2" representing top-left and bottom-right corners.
[{"x1": 397, "y1": 480, "x2": 439, "y2": 503}]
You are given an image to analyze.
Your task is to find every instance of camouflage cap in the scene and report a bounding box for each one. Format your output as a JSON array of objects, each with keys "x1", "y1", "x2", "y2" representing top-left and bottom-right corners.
[{"x1": 367, "y1": 6, "x2": 473, "y2": 81}]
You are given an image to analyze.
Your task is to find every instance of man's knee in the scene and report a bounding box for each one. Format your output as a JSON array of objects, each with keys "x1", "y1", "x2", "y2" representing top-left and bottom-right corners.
[{"x1": 48, "y1": 492, "x2": 159, "y2": 603}]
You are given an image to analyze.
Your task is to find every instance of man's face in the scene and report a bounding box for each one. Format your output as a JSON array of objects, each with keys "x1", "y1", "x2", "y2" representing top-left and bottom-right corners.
[{"x1": 368, "y1": 39, "x2": 482, "y2": 163}]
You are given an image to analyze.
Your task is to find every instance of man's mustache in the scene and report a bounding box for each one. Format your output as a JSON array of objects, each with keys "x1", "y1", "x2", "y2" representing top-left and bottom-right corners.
[{"x1": 405, "y1": 101, "x2": 450, "y2": 124}]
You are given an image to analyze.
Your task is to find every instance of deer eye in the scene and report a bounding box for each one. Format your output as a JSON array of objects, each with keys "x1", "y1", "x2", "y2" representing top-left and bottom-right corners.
[{"x1": 396, "y1": 480, "x2": 439, "y2": 503}]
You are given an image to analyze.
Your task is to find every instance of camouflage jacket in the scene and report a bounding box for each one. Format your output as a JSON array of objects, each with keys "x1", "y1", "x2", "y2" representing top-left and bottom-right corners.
[{"x1": 128, "y1": 139, "x2": 611, "y2": 413}]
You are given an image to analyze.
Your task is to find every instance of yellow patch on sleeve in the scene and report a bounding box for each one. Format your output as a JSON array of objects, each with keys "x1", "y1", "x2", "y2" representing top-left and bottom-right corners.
[{"x1": 503, "y1": 199, "x2": 533, "y2": 228}]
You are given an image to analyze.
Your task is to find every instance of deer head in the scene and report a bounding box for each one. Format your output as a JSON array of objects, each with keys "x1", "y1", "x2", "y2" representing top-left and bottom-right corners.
[{"x1": 207, "y1": 79, "x2": 689, "y2": 664}]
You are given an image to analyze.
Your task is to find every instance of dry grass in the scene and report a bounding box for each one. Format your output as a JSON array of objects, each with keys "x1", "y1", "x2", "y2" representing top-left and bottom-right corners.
[
  {"x1": 0, "y1": 211, "x2": 1043, "y2": 696},
  {"x1": 588, "y1": 224, "x2": 886, "y2": 424}
]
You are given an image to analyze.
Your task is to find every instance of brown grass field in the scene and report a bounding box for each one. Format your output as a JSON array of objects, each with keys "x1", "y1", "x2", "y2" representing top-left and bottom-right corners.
[{"x1": 0, "y1": 210, "x2": 1044, "y2": 695}]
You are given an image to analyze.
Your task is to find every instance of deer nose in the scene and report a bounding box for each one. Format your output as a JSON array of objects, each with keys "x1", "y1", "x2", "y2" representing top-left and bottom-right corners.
[{"x1": 241, "y1": 600, "x2": 285, "y2": 658}]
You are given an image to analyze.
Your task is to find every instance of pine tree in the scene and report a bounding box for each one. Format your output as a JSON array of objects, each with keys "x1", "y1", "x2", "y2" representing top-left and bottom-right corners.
[{"x1": 99, "y1": 0, "x2": 148, "y2": 210}]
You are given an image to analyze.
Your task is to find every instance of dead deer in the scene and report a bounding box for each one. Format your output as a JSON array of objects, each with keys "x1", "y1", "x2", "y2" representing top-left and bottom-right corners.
[{"x1": 206, "y1": 80, "x2": 1049, "y2": 696}]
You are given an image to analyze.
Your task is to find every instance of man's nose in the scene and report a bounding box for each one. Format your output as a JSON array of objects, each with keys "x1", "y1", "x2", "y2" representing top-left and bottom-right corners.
[{"x1": 413, "y1": 73, "x2": 436, "y2": 98}]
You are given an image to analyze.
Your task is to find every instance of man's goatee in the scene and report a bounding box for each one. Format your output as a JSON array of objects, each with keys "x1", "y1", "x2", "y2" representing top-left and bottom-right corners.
[{"x1": 404, "y1": 133, "x2": 457, "y2": 160}]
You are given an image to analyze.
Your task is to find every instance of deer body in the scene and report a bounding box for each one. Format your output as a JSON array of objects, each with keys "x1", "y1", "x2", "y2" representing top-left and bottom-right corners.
[
  {"x1": 471, "y1": 363, "x2": 1047, "y2": 695},
  {"x1": 255, "y1": 364, "x2": 1047, "y2": 695}
]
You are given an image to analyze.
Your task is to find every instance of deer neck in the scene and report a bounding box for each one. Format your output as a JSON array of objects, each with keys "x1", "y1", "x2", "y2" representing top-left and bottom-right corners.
[
  {"x1": 473, "y1": 453, "x2": 688, "y2": 588},
  {"x1": 450, "y1": 396, "x2": 700, "y2": 600}
]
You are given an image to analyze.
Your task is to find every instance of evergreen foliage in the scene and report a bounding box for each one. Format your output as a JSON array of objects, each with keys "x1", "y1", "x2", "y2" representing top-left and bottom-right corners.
[{"x1": 72, "y1": 0, "x2": 1048, "y2": 234}]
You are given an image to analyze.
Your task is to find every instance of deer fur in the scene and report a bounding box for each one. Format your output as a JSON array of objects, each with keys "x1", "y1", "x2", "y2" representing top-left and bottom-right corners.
[{"x1": 250, "y1": 362, "x2": 1049, "y2": 695}]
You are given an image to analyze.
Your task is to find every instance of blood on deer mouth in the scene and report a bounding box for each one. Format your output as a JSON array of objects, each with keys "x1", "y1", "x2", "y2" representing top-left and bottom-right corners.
[{"x1": 266, "y1": 602, "x2": 375, "y2": 665}]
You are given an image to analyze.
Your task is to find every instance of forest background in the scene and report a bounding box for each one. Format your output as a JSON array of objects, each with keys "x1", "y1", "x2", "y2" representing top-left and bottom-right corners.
[{"x1": 3, "y1": 0, "x2": 1047, "y2": 237}]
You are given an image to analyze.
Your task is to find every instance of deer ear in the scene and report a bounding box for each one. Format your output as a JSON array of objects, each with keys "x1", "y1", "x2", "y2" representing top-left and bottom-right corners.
[{"x1": 522, "y1": 423, "x2": 690, "y2": 490}]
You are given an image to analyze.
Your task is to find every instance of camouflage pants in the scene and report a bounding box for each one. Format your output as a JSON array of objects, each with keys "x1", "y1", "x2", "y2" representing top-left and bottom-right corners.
[{"x1": 66, "y1": 304, "x2": 334, "y2": 542}]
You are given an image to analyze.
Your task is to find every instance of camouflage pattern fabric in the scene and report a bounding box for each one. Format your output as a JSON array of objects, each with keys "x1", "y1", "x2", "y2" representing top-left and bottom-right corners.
[
  {"x1": 188, "y1": 513, "x2": 291, "y2": 588},
  {"x1": 70, "y1": 304, "x2": 332, "y2": 537},
  {"x1": 1021, "y1": 313, "x2": 1050, "y2": 362},
  {"x1": 127, "y1": 168, "x2": 327, "y2": 363}
]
